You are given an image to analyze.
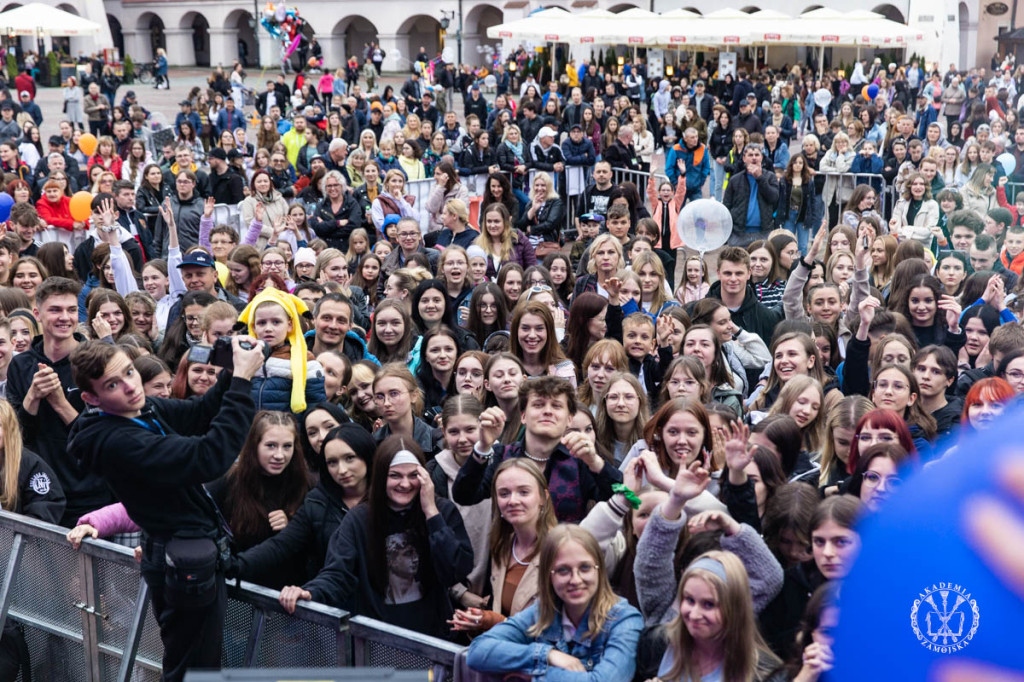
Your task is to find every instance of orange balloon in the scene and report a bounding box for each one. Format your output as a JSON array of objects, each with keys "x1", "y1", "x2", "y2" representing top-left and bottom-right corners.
[
  {"x1": 69, "y1": 191, "x2": 93, "y2": 222},
  {"x1": 78, "y1": 133, "x2": 97, "y2": 156}
]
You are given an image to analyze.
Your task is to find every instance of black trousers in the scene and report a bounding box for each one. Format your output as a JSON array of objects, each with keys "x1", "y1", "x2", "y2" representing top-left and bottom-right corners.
[{"x1": 142, "y1": 542, "x2": 227, "y2": 682}]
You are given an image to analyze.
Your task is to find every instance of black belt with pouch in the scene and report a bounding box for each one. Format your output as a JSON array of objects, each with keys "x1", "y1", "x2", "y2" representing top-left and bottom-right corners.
[{"x1": 163, "y1": 535, "x2": 229, "y2": 609}]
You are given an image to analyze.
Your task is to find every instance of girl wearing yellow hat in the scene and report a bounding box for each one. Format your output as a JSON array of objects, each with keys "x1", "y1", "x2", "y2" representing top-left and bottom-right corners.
[{"x1": 239, "y1": 287, "x2": 327, "y2": 413}]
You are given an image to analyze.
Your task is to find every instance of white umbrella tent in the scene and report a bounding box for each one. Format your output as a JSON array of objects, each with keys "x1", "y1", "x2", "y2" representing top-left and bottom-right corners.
[
  {"x1": 0, "y1": 2, "x2": 102, "y2": 36},
  {"x1": 487, "y1": 7, "x2": 922, "y2": 74}
]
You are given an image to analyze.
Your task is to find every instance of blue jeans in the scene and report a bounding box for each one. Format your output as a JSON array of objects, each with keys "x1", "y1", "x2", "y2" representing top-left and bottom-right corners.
[
  {"x1": 785, "y1": 209, "x2": 809, "y2": 252},
  {"x1": 711, "y1": 161, "x2": 727, "y2": 201}
]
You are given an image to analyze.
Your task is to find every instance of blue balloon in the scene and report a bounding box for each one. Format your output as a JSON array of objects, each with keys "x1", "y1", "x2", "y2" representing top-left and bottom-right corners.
[
  {"x1": 0, "y1": 193, "x2": 14, "y2": 223},
  {"x1": 833, "y1": 407, "x2": 1024, "y2": 680},
  {"x1": 867, "y1": 83, "x2": 879, "y2": 100}
]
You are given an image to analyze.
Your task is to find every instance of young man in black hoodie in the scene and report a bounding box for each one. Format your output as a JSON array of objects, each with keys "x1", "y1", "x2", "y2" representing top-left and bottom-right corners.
[
  {"x1": 6, "y1": 276, "x2": 113, "y2": 527},
  {"x1": 67, "y1": 336, "x2": 264, "y2": 682},
  {"x1": 704, "y1": 246, "x2": 784, "y2": 346}
]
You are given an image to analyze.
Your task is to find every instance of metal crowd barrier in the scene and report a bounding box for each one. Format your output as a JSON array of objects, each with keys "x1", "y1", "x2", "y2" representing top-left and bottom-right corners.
[
  {"x1": 815, "y1": 171, "x2": 889, "y2": 222},
  {"x1": 0, "y1": 511, "x2": 464, "y2": 682}
]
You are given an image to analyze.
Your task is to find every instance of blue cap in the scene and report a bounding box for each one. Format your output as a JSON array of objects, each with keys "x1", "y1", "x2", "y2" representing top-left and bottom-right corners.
[
  {"x1": 382, "y1": 214, "x2": 402, "y2": 228},
  {"x1": 579, "y1": 213, "x2": 604, "y2": 223},
  {"x1": 177, "y1": 251, "x2": 216, "y2": 268}
]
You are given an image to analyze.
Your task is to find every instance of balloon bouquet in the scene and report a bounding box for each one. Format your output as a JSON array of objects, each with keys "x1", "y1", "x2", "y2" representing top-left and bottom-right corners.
[{"x1": 261, "y1": 2, "x2": 308, "y2": 72}]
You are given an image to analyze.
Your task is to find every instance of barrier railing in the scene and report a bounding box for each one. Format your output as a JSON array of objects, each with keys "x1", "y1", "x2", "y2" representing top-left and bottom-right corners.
[{"x1": 0, "y1": 511, "x2": 464, "y2": 682}]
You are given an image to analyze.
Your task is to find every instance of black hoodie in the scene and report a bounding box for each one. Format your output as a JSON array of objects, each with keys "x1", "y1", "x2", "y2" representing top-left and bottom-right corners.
[
  {"x1": 7, "y1": 333, "x2": 113, "y2": 526},
  {"x1": 67, "y1": 372, "x2": 255, "y2": 540},
  {"x1": 704, "y1": 281, "x2": 785, "y2": 346}
]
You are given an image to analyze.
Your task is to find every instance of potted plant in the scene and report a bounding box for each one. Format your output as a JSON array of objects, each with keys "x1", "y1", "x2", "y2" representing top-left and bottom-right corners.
[{"x1": 123, "y1": 54, "x2": 134, "y2": 84}]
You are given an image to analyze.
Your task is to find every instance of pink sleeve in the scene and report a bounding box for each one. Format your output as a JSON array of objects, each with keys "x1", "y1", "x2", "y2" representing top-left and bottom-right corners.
[{"x1": 76, "y1": 502, "x2": 142, "y2": 537}]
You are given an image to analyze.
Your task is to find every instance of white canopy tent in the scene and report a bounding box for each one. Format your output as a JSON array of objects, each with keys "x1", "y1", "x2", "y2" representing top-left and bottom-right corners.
[
  {"x1": 0, "y1": 2, "x2": 103, "y2": 36},
  {"x1": 488, "y1": 7, "x2": 923, "y2": 61}
]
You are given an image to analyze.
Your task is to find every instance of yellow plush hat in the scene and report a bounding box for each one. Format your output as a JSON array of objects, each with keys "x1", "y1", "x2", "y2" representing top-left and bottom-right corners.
[{"x1": 238, "y1": 287, "x2": 312, "y2": 413}]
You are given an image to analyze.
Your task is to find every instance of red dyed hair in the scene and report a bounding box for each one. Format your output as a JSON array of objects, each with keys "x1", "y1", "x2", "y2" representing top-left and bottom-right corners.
[
  {"x1": 961, "y1": 377, "x2": 1014, "y2": 432},
  {"x1": 847, "y1": 408, "x2": 917, "y2": 474}
]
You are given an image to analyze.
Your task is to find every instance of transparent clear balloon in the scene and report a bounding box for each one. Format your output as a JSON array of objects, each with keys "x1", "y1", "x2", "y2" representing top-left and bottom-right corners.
[
  {"x1": 998, "y1": 152, "x2": 1017, "y2": 177},
  {"x1": 676, "y1": 199, "x2": 733, "y2": 252},
  {"x1": 813, "y1": 88, "x2": 832, "y2": 109}
]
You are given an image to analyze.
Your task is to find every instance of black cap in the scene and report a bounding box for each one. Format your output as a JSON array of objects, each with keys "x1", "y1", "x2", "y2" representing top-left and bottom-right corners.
[
  {"x1": 179, "y1": 100, "x2": 192, "y2": 106},
  {"x1": 227, "y1": 149, "x2": 243, "y2": 160},
  {"x1": 208, "y1": 148, "x2": 227, "y2": 161},
  {"x1": 125, "y1": 90, "x2": 135, "y2": 98},
  {"x1": 48, "y1": 135, "x2": 63, "y2": 146},
  {"x1": 569, "y1": 123, "x2": 582, "y2": 131},
  {"x1": 0, "y1": 101, "x2": 13, "y2": 111}
]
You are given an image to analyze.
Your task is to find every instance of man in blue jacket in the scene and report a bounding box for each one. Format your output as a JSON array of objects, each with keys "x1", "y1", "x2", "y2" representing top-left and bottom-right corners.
[
  {"x1": 664, "y1": 128, "x2": 710, "y2": 202},
  {"x1": 215, "y1": 96, "x2": 246, "y2": 137},
  {"x1": 561, "y1": 123, "x2": 595, "y2": 169}
]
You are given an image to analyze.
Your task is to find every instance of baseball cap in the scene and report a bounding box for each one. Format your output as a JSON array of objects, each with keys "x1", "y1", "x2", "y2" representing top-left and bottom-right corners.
[
  {"x1": 125, "y1": 90, "x2": 136, "y2": 98},
  {"x1": 569, "y1": 123, "x2": 582, "y2": 131},
  {"x1": 18, "y1": 91, "x2": 29, "y2": 98},
  {"x1": 48, "y1": 135, "x2": 63, "y2": 146},
  {"x1": 179, "y1": 100, "x2": 192, "y2": 106},
  {"x1": 695, "y1": 80, "x2": 706, "y2": 86},
  {"x1": 294, "y1": 247, "x2": 317, "y2": 266},
  {"x1": 579, "y1": 213, "x2": 605, "y2": 223},
  {"x1": 227, "y1": 149, "x2": 243, "y2": 160},
  {"x1": 208, "y1": 148, "x2": 227, "y2": 161},
  {"x1": 177, "y1": 251, "x2": 216, "y2": 269},
  {"x1": 538, "y1": 126, "x2": 556, "y2": 139},
  {"x1": 746, "y1": 93, "x2": 757, "y2": 101}
]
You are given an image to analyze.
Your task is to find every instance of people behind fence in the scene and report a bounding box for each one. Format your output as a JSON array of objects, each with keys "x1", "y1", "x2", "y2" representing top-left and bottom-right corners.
[{"x1": 0, "y1": 41, "x2": 1013, "y2": 679}]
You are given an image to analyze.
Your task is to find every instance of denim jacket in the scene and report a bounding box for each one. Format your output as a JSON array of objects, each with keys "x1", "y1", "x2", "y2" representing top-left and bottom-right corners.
[{"x1": 466, "y1": 598, "x2": 641, "y2": 682}]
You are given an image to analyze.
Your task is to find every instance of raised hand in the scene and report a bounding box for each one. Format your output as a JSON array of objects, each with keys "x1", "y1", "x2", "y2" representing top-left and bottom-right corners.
[
  {"x1": 856, "y1": 296, "x2": 881, "y2": 340},
  {"x1": 656, "y1": 314, "x2": 673, "y2": 348},
  {"x1": 638, "y1": 450, "x2": 673, "y2": 491},
  {"x1": 91, "y1": 315, "x2": 113, "y2": 339},
  {"x1": 563, "y1": 430, "x2": 602, "y2": 473},
  {"x1": 723, "y1": 422, "x2": 752, "y2": 474},
  {"x1": 687, "y1": 509, "x2": 741, "y2": 537},
  {"x1": 807, "y1": 221, "x2": 826, "y2": 262},
  {"x1": 254, "y1": 201, "x2": 266, "y2": 223},
  {"x1": 604, "y1": 276, "x2": 622, "y2": 301},
  {"x1": 939, "y1": 295, "x2": 962, "y2": 332},
  {"x1": 203, "y1": 196, "x2": 216, "y2": 218},
  {"x1": 416, "y1": 465, "x2": 438, "y2": 518},
  {"x1": 670, "y1": 460, "x2": 711, "y2": 505},
  {"x1": 477, "y1": 406, "x2": 506, "y2": 452}
]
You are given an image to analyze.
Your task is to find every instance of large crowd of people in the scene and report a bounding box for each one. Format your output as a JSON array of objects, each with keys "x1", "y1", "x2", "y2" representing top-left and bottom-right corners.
[{"x1": 0, "y1": 43, "x2": 1019, "y2": 681}]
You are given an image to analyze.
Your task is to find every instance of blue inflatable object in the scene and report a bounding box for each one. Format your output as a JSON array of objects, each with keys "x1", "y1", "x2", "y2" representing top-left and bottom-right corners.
[
  {"x1": 833, "y1": 406, "x2": 1024, "y2": 679},
  {"x1": 867, "y1": 83, "x2": 880, "y2": 100},
  {"x1": 0, "y1": 192, "x2": 14, "y2": 222}
]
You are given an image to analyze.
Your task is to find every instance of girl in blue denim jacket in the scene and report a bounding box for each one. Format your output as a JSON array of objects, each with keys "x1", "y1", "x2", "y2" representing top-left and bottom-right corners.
[{"x1": 467, "y1": 524, "x2": 642, "y2": 681}]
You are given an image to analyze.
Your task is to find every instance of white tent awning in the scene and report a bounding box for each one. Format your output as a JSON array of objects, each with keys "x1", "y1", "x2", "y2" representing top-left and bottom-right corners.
[{"x1": 0, "y1": 2, "x2": 102, "y2": 36}]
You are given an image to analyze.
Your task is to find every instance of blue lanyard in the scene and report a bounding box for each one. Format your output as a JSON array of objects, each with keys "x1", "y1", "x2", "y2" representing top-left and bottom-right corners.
[{"x1": 100, "y1": 412, "x2": 166, "y2": 437}]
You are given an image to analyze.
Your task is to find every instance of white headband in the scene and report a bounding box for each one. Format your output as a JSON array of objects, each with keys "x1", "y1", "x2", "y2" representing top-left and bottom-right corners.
[{"x1": 390, "y1": 449, "x2": 419, "y2": 468}]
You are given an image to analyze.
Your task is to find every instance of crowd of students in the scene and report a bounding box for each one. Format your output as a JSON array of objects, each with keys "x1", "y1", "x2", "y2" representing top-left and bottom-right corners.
[{"x1": 0, "y1": 52, "x2": 1020, "y2": 681}]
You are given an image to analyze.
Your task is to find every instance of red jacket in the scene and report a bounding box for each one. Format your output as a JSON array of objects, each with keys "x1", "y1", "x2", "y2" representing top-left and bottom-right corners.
[
  {"x1": 36, "y1": 195, "x2": 75, "y2": 231},
  {"x1": 14, "y1": 73, "x2": 34, "y2": 99},
  {"x1": 87, "y1": 154, "x2": 122, "y2": 177}
]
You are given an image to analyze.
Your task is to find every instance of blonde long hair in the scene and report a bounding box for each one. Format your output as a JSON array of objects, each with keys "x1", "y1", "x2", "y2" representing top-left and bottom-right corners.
[
  {"x1": 664, "y1": 551, "x2": 777, "y2": 682},
  {"x1": 768, "y1": 375, "x2": 826, "y2": 452},
  {"x1": 0, "y1": 401, "x2": 24, "y2": 511},
  {"x1": 476, "y1": 203, "x2": 515, "y2": 262},
  {"x1": 527, "y1": 525, "x2": 620, "y2": 641}
]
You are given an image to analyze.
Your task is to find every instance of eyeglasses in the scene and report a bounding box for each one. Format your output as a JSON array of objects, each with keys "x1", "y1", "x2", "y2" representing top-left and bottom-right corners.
[
  {"x1": 184, "y1": 315, "x2": 202, "y2": 325},
  {"x1": 373, "y1": 389, "x2": 408, "y2": 404},
  {"x1": 324, "y1": 183, "x2": 342, "y2": 189},
  {"x1": 397, "y1": 231, "x2": 420, "y2": 239},
  {"x1": 551, "y1": 564, "x2": 597, "y2": 579},
  {"x1": 862, "y1": 471, "x2": 902, "y2": 490},
  {"x1": 263, "y1": 259, "x2": 286, "y2": 268}
]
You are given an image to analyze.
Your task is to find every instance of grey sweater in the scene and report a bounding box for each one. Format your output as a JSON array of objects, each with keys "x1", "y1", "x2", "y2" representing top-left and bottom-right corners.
[{"x1": 634, "y1": 504, "x2": 784, "y2": 625}]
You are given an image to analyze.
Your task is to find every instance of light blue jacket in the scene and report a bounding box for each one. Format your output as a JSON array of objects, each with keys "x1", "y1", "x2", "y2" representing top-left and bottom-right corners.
[{"x1": 467, "y1": 598, "x2": 641, "y2": 682}]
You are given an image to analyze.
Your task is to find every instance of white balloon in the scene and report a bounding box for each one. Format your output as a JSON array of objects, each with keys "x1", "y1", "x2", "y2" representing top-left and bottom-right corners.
[
  {"x1": 813, "y1": 88, "x2": 832, "y2": 109},
  {"x1": 998, "y1": 152, "x2": 1017, "y2": 177},
  {"x1": 442, "y1": 46, "x2": 456, "y2": 63},
  {"x1": 676, "y1": 199, "x2": 733, "y2": 252},
  {"x1": 484, "y1": 74, "x2": 497, "y2": 88}
]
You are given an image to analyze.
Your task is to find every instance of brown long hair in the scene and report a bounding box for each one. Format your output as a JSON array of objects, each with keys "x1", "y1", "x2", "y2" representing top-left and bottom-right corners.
[
  {"x1": 510, "y1": 301, "x2": 567, "y2": 368},
  {"x1": 225, "y1": 411, "x2": 311, "y2": 547},
  {"x1": 643, "y1": 398, "x2": 713, "y2": 476}
]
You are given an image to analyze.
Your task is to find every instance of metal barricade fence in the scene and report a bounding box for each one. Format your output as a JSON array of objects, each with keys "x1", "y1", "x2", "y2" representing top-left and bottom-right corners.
[{"x1": 0, "y1": 511, "x2": 464, "y2": 682}]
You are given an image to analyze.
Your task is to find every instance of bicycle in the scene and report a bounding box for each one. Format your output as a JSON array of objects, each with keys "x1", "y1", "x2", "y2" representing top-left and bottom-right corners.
[{"x1": 135, "y1": 63, "x2": 153, "y2": 85}]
